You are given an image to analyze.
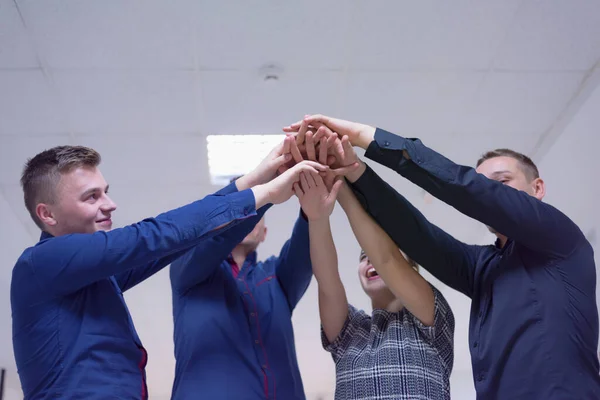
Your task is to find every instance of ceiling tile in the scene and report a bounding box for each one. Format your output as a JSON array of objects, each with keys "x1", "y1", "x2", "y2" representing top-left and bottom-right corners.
[
  {"x1": 72, "y1": 134, "x2": 209, "y2": 188},
  {"x1": 199, "y1": 70, "x2": 342, "y2": 135},
  {"x1": 342, "y1": 71, "x2": 483, "y2": 136},
  {"x1": 460, "y1": 71, "x2": 584, "y2": 135},
  {"x1": 1, "y1": 184, "x2": 40, "y2": 243},
  {"x1": 18, "y1": 0, "x2": 194, "y2": 69},
  {"x1": 53, "y1": 71, "x2": 201, "y2": 135},
  {"x1": 0, "y1": 133, "x2": 72, "y2": 185},
  {"x1": 347, "y1": 0, "x2": 522, "y2": 70},
  {"x1": 0, "y1": 0, "x2": 38, "y2": 68},
  {"x1": 494, "y1": 0, "x2": 600, "y2": 71},
  {"x1": 194, "y1": 0, "x2": 350, "y2": 70},
  {"x1": 0, "y1": 70, "x2": 66, "y2": 135}
]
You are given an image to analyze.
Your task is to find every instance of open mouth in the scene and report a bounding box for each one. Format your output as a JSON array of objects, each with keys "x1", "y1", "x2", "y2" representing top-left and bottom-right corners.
[{"x1": 366, "y1": 267, "x2": 379, "y2": 280}]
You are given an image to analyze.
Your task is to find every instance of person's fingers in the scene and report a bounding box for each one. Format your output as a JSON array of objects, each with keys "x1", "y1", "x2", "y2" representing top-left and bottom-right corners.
[
  {"x1": 300, "y1": 172, "x2": 310, "y2": 191},
  {"x1": 312, "y1": 172, "x2": 325, "y2": 187},
  {"x1": 290, "y1": 139, "x2": 304, "y2": 163},
  {"x1": 329, "y1": 177, "x2": 344, "y2": 199},
  {"x1": 318, "y1": 137, "x2": 328, "y2": 165},
  {"x1": 341, "y1": 135, "x2": 354, "y2": 160},
  {"x1": 282, "y1": 135, "x2": 292, "y2": 155},
  {"x1": 331, "y1": 162, "x2": 360, "y2": 176},
  {"x1": 296, "y1": 120, "x2": 309, "y2": 145},
  {"x1": 293, "y1": 182, "x2": 304, "y2": 199},
  {"x1": 305, "y1": 170, "x2": 318, "y2": 188},
  {"x1": 305, "y1": 131, "x2": 316, "y2": 161}
]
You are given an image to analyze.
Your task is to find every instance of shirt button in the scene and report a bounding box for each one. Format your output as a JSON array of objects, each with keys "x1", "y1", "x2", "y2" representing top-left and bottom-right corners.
[
  {"x1": 255, "y1": 340, "x2": 259, "y2": 344},
  {"x1": 262, "y1": 364, "x2": 267, "y2": 369},
  {"x1": 383, "y1": 141, "x2": 391, "y2": 147},
  {"x1": 250, "y1": 312, "x2": 255, "y2": 317},
  {"x1": 477, "y1": 373, "x2": 484, "y2": 382},
  {"x1": 473, "y1": 342, "x2": 478, "y2": 348},
  {"x1": 244, "y1": 291, "x2": 249, "y2": 295},
  {"x1": 243, "y1": 208, "x2": 249, "y2": 216}
]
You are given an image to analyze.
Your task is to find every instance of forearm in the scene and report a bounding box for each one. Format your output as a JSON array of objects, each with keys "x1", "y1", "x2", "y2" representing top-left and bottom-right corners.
[
  {"x1": 170, "y1": 206, "x2": 270, "y2": 292},
  {"x1": 365, "y1": 128, "x2": 582, "y2": 256},
  {"x1": 309, "y1": 218, "x2": 349, "y2": 343},
  {"x1": 339, "y1": 184, "x2": 434, "y2": 324},
  {"x1": 349, "y1": 165, "x2": 476, "y2": 297},
  {"x1": 31, "y1": 189, "x2": 257, "y2": 296},
  {"x1": 275, "y1": 212, "x2": 313, "y2": 310}
]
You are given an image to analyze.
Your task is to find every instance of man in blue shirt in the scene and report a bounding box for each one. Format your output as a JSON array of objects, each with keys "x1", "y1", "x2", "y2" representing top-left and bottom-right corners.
[
  {"x1": 11, "y1": 143, "x2": 325, "y2": 399},
  {"x1": 284, "y1": 115, "x2": 600, "y2": 399},
  {"x1": 169, "y1": 135, "x2": 347, "y2": 400}
]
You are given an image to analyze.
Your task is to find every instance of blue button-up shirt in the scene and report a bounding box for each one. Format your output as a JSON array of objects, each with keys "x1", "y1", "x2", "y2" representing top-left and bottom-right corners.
[
  {"x1": 11, "y1": 189, "x2": 256, "y2": 400},
  {"x1": 170, "y1": 182, "x2": 312, "y2": 400},
  {"x1": 349, "y1": 128, "x2": 600, "y2": 399}
]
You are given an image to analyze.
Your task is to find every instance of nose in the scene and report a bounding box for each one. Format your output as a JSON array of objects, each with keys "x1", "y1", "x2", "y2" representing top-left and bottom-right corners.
[{"x1": 101, "y1": 194, "x2": 117, "y2": 212}]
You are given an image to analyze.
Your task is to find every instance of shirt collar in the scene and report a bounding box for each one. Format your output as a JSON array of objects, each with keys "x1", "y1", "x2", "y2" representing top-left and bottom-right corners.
[{"x1": 40, "y1": 231, "x2": 54, "y2": 241}]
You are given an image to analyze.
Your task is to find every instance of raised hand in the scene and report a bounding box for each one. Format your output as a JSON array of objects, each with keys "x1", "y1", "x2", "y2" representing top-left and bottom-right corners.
[
  {"x1": 236, "y1": 136, "x2": 294, "y2": 190},
  {"x1": 294, "y1": 171, "x2": 343, "y2": 221},
  {"x1": 254, "y1": 160, "x2": 329, "y2": 207},
  {"x1": 283, "y1": 114, "x2": 376, "y2": 149}
]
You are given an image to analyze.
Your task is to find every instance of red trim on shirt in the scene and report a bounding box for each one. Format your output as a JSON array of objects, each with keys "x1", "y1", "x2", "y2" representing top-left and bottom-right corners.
[
  {"x1": 228, "y1": 258, "x2": 240, "y2": 279},
  {"x1": 241, "y1": 276, "x2": 276, "y2": 400},
  {"x1": 138, "y1": 346, "x2": 148, "y2": 399}
]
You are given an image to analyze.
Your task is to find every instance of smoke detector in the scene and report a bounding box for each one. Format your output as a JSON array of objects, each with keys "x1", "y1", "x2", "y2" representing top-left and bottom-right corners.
[{"x1": 259, "y1": 63, "x2": 284, "y2": 82}]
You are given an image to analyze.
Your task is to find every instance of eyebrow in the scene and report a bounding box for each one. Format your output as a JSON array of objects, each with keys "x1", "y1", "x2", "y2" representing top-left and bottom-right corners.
[
  {"x1": 81, "y1": 184, "x2": 109, "y2": 199},
  {"x1": 490, "y1": 170, "x2": 512, "y2": 178}
]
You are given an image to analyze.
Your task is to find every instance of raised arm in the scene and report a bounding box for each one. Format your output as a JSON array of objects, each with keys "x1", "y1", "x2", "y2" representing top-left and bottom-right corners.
[
  {"x1": 170, "y1": 206, "x2": 270, "y2": 293},
  {"x1": 363, "y1": 128, "x2": 583, "y2": 258},
  {"x1": 273, "y1": 211, "x2": 312, "y2": 311},
  {"x1": 168, "y1": 138, "x2": 294, "y2": 293},
  {"x1": 286, "y1": 115, "x2": 583, "y2": 258},
  {"x1": 282, "y1": 127, "x2": 479, "y2": 297},
  {"x1": 117, "y1": 180, "x2": 245, "y2": 292},
  {"x1": 295, "y1": 171, "x2": 347, "y2": 342},
  {"x1": 337, "y1": 181, "x2": 435, "y2": 325},
  {"x1": 29, "y1": 161, "x2": 327, "y2": 297}
]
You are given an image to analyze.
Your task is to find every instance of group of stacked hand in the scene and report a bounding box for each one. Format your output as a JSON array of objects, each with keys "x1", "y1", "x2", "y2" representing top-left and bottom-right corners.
[{"x1": 240, "y1": 114, "x2": 376, "y2": 218}]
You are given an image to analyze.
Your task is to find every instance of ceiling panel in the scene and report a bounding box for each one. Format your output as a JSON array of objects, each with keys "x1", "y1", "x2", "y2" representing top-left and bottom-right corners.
[
  {"x1": 0, "y1": 0, "x2": 38, "y2": 68},
  {"x1": 18, "y1": 0, "x2": 195, "y2": 69},
  {"x1": 0, "y1": 133, "x2": 72, "y2": 185},
  {"x1": 347, "y1": 0, "x2": 522, "y2": 70},
  {"x1": 52, "y1": 71, "x2": 201, "y2": 135},
  {"x1": 199, "y1": 70, "x2": 342, "y2": 135},
  {"x1": 1, "y1": 184, "x2": 40, "y2": 242},
  {"x1": 0, "y1": 70, "x2": 66, "y2": 135},
  {"x1": 194, "y1": 0, "x2": 350, "y2": 70},
  {"x1": 460, "y1": 71, "x2": 584, "y2": 135},
  {"x1": 73, "y1": 134, "x2": 210, "y2": 187},
  {"x1": 342, "y1": 71, "x2": 483, "y2": 136},
  {"x1": 494, "y1": 0, "x2": 600, "y2": 71}
]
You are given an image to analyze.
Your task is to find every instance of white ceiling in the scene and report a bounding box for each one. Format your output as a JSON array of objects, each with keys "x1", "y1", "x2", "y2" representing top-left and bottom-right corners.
[{"x1": 1, "y1": 0, "x2": 600, "y2": 399}]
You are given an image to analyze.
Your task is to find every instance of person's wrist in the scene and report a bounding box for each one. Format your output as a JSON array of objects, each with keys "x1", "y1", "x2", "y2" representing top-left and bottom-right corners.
[
  {"x1": 308, "y1": 214, "x2": 330, "y2": 224},
  {"x1": 344, "y1": 160, "x2": 366, "y2": 183},
  {"x1": 353, "y1": 126, "x2": 376, "y2": 149},
  {"x1": 251, "y1": 183, "x2": 272, "y2": 209}
]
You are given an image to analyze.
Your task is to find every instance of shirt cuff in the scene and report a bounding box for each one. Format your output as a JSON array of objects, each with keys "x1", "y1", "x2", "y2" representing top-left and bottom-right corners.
[{"x1": 364, "y1": 128, "x2": 413, "y2": 169}]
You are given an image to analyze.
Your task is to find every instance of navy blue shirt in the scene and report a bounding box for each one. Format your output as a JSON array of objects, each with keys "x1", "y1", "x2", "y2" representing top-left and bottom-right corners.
[
  {"x1": 349, "y1": 128, "x2": 600, "y2": 399},
  {"x1": 170, "y1": 182, "x2": 312, "y2": 400},
  {"x1": 11, "y1": 189, "x2": 256, "y2": 400}
]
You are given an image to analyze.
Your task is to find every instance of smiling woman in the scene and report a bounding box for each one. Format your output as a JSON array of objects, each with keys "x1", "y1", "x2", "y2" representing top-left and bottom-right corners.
[{"x1": 300, "y1": 134, "x2": 455, "y2": 400}]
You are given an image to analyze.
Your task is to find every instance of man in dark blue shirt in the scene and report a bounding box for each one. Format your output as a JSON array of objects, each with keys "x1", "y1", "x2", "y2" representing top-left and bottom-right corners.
[
  {"x1": 169, "y1": 135, "x2": 351, "y2": 400},
  {"x1": 284, "y1": 115, "x2": 600, "y2": 399},
  {"x1": 11, "y1": 144, "x2": 325, "y2": 399}
]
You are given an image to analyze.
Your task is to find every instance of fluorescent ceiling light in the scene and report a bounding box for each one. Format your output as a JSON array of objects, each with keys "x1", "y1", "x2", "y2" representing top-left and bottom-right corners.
[{"x1": 206, "y1": 134, "x2": 285, "y2": 185}]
